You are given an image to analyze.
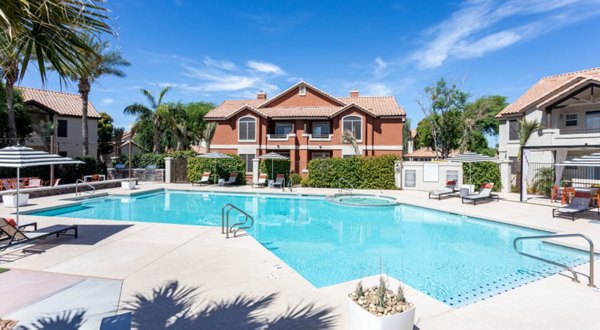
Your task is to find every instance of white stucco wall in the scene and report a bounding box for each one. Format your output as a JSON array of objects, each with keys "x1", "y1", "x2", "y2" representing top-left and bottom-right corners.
[{"x1": 56, "y1": 116, "x2": 99, "y2": 159}]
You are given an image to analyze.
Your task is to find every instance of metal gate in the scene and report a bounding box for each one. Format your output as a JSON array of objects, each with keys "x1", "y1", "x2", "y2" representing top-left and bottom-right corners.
[{"x1": 172, "y1": 158, "x2": 188, "y2": 183}]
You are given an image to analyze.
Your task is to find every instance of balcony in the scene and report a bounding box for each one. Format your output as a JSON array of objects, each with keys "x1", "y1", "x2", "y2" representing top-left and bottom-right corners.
[
  {"x1": 558, "y1": 127, "x2": 600, "y2": 135},
  {"x1": 266, "y1": 133, "x2": 295, "y2": 141},
  {"x1": 301, "y1": 133, "x2": 333, "y2": 141}
]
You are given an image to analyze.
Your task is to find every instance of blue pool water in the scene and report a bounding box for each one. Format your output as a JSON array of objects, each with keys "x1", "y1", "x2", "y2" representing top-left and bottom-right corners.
[{"x1": 30, "y1": 190, "x2": 593, "y2": 307}]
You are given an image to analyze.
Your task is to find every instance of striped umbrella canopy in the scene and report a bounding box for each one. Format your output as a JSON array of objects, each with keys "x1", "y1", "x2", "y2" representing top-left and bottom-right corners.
[
  {"x1": 556, "y1": 152, "x2": 600, "y2": 167},
  {"x1": 198, "y1": 152, "x2": 232, "y2": 183},
  {"x1": 448, "y1": 152, "x2": 499, "y2": 184},
  {"x1": 0, "y1": 145, "x2": 83, "y2": 224},
  {"x1": 259, "y1": 152, "x2": 289, "y2": 179}
]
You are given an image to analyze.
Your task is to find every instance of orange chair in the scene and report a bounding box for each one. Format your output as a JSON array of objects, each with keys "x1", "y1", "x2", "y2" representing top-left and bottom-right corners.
[
  {"x1": 550, "y1": 185, "x2": 559, "y2": 203},
  {"x1": 561, "y1": 187, "x2": 576, "y2": 205}
]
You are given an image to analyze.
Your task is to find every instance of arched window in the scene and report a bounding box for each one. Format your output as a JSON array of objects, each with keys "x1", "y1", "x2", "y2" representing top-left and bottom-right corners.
[
  {"x1": 342, "y1": 115, "x2": 362, "y2": 141},
  {"x1": 238, "y1": 116, "x2": 256, "y2": 141}
]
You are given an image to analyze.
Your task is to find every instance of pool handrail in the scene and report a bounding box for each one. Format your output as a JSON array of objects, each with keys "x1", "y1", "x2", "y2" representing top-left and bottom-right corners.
[
  {"x1": 221, "y1": 203, "x2": 254, "y2": 238},
  {"x1": 338, "y1": 178, "x2": 354, "y2": 194},
  {"x1": 513, "y1": 233, "x2": 595, "y2": 287}
]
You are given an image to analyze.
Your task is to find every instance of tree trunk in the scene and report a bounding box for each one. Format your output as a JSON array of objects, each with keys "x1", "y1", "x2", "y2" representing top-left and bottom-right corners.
[
  {"x1": 5, "y1": 61, "x2": 19, "y2": 144},
  {"x1": 153, "y1": 117, "x2": 161, "y2": 153},
  {"x1": 78, "y1": 79, "x2": 91, "y2": 156}
]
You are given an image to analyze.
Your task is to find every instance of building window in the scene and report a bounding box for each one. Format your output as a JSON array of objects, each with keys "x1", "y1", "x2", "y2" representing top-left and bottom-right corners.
[
  {"x1": 274, "y1": 122, "x2": 293, "y2": 135},
  {"x1": 311, "y1": 121, "x2": 330, "y2": 137},
  {"x1": 57, "y1": 119, "x2": 68, "y2": 138},
  {"x1": 342, "y1": 115, "x2": 362, "y2": 141},
  {"x1": 311, "y1": 151, "x2": 330, "y2": 159},
  {"x1": 565, "y1": 113, "x2": 578, "y2": 127},
  {"x1": 238, "y1": 117, "x2": 256, "y2": 141},
  {"x1": 508, "y1": 119, "x2": 519, "y2": 141},
  {"x1": 585, "y1": 110, "x2": 600, "y2": 130},
  {"x1": 239, "y1": 154, "x2": 255, "y2": 173},
  {"x1": 299, "y1": 85, "x2": 306, "y2": 96}
]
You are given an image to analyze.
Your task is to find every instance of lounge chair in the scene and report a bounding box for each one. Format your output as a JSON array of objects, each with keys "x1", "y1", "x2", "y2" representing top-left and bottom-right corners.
[
  {"x1": 25, "y1": 178, "x2": 42, "y2": 188},
  {"x1": 192, "y1": 172, "x2": 211, "y2": 186},
  {"x1": 552, "y1": 196, "x2": 594, "y2": 221},
  {"x1": 461, "y1": 183, "x2": 499, "y2": 205},
  {"x1": 252, "y1": 174, "x2": 268, "y2": 188},
  {"x1": 0, "y1": 220, "x2": 37, "y2": 241},
  {"x1": 0, "y1": 218, "x2": 77, "y2": 251},
  {"x1": 223, "y1": 173, "x2": 238, "y2": 185},
  {"x1": 428, "y1": 180, "x2": 457, "y2": 200},
  {"x1": 271, "y1": 174, "x2": 285, "y2": 189}
]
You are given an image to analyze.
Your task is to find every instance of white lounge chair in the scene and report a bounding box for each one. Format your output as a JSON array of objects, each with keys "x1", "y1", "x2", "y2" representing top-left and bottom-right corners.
[
  {"x1": 253, "y1": 174, "x2": 268, "y2": 188},
  {"x1": 223, "y1": 173, "x2": 238, "y2": 185},
  {"x1": 272, "y1": 174, "x2": 285, "y2": 189},
  {"x1": 25, "y1": 178, "x2": 42, "y2": 188},
  {"x1": 461, "y1": 183, "x2": 498, "y2": 205},
  {"x1": 552, "y1": 196, "x2": 594, "y2": 221},
  {"x1": 428, "y1": 180, "x2": 457, "y2": 200},
  {"x1": 192, "y1": 172, "x2": 211, "y2": 186}
]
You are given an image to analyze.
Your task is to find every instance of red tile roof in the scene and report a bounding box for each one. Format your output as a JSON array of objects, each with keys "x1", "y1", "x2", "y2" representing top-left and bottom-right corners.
[
  {"x1": 17, "y1": 86, "x2": 101, "y2": 118},
  {"x1": 205, "y1": 82, "x2": 405, "y2": 120},
  {"x1": 497, "y1": 68, "x2": 600, "y2": 118}
]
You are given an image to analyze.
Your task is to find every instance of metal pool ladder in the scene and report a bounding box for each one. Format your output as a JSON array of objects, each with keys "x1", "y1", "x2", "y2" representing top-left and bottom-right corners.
[
  {"x1": 513, "y1": 233, "x2": 595, "y2": 287},
  {"x1": 221, "y1": 203, "x2": 254, "y2": 238},
  {"x1": 75, "y1": 179, "x2": 96, "y2": 196},
  {"x1": 338, "y1": 178, "x2": 354, "y2": 194}
]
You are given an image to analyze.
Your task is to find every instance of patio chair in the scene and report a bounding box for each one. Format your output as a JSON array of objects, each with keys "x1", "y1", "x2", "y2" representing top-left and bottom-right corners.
[
  {"x1": 552, "y1": 195, "x2": 594, "y2": 221},
  {"x1": 1, "y1": 179, "x2": 10, "y2": 191},
  {"x1": 461, "y1": 183, "x2": 499, "y2": 205},
  {"x1": 25, "y1": 178, "x2": 42, "y2": 188},
  {"x1": 561, "y1": 187, "x2": 576, "y2": 205},
  {"x1": 0, "y1": 218, "x2": 77, "y2": 251},
  {"x1": 0, "y1": 219, "x2": 37, "y2": 241},
  {"x1": 145, "y1": 164, "x2": 157, "y2": 181},
  {"x1": 272, "y1": 174, "x2": 285, "y2": 189},
  {"x1": 550, "y1": 185, "x2": 559, "y2": 203},
  {"x1": 192, "y1": 172, "x2": 211, "y2": 186},
  {"x1": 428, "y1": 180, "x2": 458, "y2": 200},
  {"x1": 223, "y1": 173, "x2": 238, "y2": 185},
  {"x1": 252, "y1": 174, "x2": 268, "y2": 188}
]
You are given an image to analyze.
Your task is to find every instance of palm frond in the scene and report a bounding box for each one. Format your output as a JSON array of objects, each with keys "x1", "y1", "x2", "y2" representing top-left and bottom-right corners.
[{"x1": 341, "y1": 129, "x2": 360, "y2": 155}]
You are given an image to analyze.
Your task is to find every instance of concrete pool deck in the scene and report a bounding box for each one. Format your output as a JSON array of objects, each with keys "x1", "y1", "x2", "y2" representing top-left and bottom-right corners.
[{"x1": 1, "y1": 182, "x2": 599, "y2": 329}]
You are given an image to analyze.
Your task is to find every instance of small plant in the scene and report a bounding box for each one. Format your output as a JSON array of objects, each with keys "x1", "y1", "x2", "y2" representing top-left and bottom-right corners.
[
  {"x1": 355, "y1": 281, "x2": 365, "y2": 298},
  {"x1": 396, "y1": 285, "x2": 405, "y2": 303},
  {"x1": 290, "y1": 173, "x2": 302, "y2": 186}
]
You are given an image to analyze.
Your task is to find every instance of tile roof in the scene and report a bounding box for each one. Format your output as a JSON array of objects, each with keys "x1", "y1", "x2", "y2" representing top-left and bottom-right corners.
[
  {"x1": 204, "y1": 83, "x2": 405, "y2": 120},
  {"x1": 17, "y1": 86, "x2": 101, "y2": 118},
  {"x1": 497, "y1": 67, "x2": 600, "y2": 118}
]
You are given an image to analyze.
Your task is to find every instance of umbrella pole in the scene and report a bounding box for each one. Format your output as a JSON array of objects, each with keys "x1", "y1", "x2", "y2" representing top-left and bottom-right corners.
[{"x1": 16, "y1": 167, "x2": 20, "y2": 225}]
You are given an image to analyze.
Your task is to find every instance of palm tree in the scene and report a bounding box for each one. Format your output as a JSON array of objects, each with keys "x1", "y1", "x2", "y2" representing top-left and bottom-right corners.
[
  {"x1": 341, "y1": 129, "x2": 360, "y2": 156},
  {"x1": 0, "y1": 36, "x2": 20, "y2": 143},
  {"x1": 517, "y1": 118, "x2": 541, "y2": 160},
  {"x1": 124, "y1": 87, "x2": 172, "y2": 153},
  {"x1": 0, "y1": 0, "x2": 113, "y2": 82},
  {"x1": 202, "y1": 122, "x2": 217, "y2": 153},
  {"x1": 57, "y1": 35, "x2": 130, "y2": 156}
]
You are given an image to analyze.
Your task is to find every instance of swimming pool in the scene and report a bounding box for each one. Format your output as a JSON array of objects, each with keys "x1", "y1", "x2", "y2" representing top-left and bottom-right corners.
[{"x1": 30, "y1": 190, "x2": 592, "y2": 307}]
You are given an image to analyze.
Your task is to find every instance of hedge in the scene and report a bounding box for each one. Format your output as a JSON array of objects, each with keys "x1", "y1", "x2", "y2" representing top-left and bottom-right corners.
[
  {"x1": 259, "y1": 159, "x2": 291, "y2": 181},
  {"x1": 131, "y1": 150, "x2": 197, "y2": 169},
  {"x1": 187, "y1": 154, "x2": 246, "y2": 184},
  {"x1": 463, "y1": 161, "x2": 501, "y2": 192},
  {"x1": 303, "y1": 155, "x2": 399, "y2": 190}
]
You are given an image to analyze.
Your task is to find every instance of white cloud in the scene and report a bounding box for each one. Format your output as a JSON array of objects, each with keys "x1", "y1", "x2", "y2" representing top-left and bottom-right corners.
[
  {"x1": 203, "y1": 56, "x2": 236, "y2": 71},
  {"x1": 246, "y1": 60, "x2": 285, "y2": 75},
  {"x1": 100, "y1": 98, "x2": 115, "y2": 105},
  {"x1": 412, "y1": 0, "x2": 600, "y2": 69},
  {"x1": 363, "y1": 83, "x2": 393, "y2": 96},
  {"x1": 374, "y1": 57, "x2": 388, "y2": 76}
]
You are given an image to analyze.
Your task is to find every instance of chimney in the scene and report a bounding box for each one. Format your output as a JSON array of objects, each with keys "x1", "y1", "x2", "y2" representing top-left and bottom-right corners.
[
  {"x1": 350, "y1": 89, "x2": 359, "y2": 98},
  {"x1": 257, "y1": 91, "x2": 267, "y2": 100}
]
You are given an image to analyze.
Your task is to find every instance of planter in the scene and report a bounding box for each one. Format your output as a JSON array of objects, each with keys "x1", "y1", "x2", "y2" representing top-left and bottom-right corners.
[
  {"x1": 347, "y1": 297, "x2": 415, "y2": 330},
  {"x1": 2, "y1": 194, "x2": 30, "y2": 207},
  {"x1": 121, "y1": 181, "x2": 136, "y2": 190}
]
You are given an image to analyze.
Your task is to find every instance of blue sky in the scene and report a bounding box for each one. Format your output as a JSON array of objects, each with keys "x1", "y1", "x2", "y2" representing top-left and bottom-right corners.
[{"x1": 19, "y1": 0, "x2": 600, "y2": 137}]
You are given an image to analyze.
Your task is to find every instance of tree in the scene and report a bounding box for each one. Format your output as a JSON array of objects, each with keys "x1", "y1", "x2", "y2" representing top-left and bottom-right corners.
[
  {"x1": 418, "y1": 78, "x2": 469, "y2": 158},
  {"x1": 202, "y1": 122, "x2": 217, "y2": 152},
  {"x1": 97, "y1": 112, "x2": 114, "y2": 156},
  {"x1": 459, "y1": 95, "x2": 507, "y2": 152},
  {"x1": 517, "y1": 118, "x2": 541, "y2": 160},
  {"x1": 0, "y1": 36, "x2": 21, "y2": 143},
  {"x1": 113, "y1": 127, "x2": 125, "y2": 157},
  {"x1": 56, "y1": 35, "x2": 130, "y2": 156},
  {"x1": 124, "y1": 87, "x2": 173, "y2": 153},
  {"x1": 0, "y1": 83, "x2": 31, "y2": 147},
  {"x1": 0, "y1": 0, "x2": 113, "y2": 82},
  {"x1": 38, "y1": 120, "x2": 55, "y2": 151},
  {"x1": 402, "y1": 118, "x2": 412, "y2": 152}
]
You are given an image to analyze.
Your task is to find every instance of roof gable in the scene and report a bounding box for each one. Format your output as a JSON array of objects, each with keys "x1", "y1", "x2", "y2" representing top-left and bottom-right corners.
[
  {"x1": 17, "y1": 86, "x2": 101, "y2": 118},
  {"x1": 259, "y1": 81, "x2": 345, "y2": 108}
]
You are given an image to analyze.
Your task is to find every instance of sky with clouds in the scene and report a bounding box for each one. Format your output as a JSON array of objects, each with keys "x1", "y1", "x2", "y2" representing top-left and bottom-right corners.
[{"x1": 18, "y1": 0, "x2": 600, "y2": 135}]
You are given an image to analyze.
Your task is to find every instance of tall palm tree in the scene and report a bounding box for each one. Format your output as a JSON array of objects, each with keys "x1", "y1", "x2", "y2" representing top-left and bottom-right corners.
[
  {"x1": 0, "y1": 0, "x2": 113, "y2": 82},
  {"x1": 57, "y1": 35, "x2": 130, "y2": 156},
  {"x1": 0, "y1": 36, "x2": 20, "y2": 143},
  {"x1": 124, "y1": 87, "x2": 172, "y2": 153},
  {"x1": 202, "y1": 122, "x2": 217, "y2": 153}
]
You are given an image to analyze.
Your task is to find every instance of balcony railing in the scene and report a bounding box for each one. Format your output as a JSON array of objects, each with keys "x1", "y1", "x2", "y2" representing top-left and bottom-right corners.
[
  {"x1": 301, "y1": 133, "x2": 333, "y2": 141},
  {"x1": 558, "y1": 127, "x2": 600, "y2": 135},
  {"x1": 266, "y1": 133, "x2": 295, "y2": 141}
]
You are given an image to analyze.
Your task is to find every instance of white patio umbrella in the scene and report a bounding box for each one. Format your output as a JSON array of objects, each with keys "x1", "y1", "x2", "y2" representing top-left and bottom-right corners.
[
  {"x1": 197, "y1": 152, "x2": 232, "y2": 183},
  {"x1": 0, "y1": 145, "x2": 83, "y2": 224},
  {"x1": 258, "y1": 152, "x2": 289, "y2": 179},
  {"x1": 448, "y1": 152, "x2": 499, "y2": 184}
]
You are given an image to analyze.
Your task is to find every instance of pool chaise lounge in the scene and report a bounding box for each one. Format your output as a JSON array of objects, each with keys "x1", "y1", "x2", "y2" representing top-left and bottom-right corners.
[
  {"x1": 552, "y1": 196, "x2": 595, "y2": 221},
  {"x1": 0, "y1": 221, "x2": 37, "y2": 241},
  {"x1": 192, "y1": 172, "x2": 211, "y2": 186},
  {"x1": 461, "y1": 183, "x2": 499, "y2": 205},
  {"x1": 252, "y1": 174, "x2": 268, "y2": 188},
  {"x1": 223, "y1": 173, "x2": 238, "y2": 185},
  {"x1": 0, "y1": 218, "x2": 78, "y2": 251},
  {"x1": 272, "y1": 174, "x2": 285, "y2": 189},
  {"x1": 428, "y1": 180, "x2": 458, "y2": 200}
]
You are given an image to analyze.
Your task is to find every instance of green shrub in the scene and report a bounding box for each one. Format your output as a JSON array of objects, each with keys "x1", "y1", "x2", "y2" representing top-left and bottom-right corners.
[
  {"x1": 290, "y1": 173, "x2": 302, "y2": 186},
  {"x1": 133, "y1": 153, "x2": 166, "y2": 169},
  {"x1": 187, "y1": 154, "x2": 246, "y2": 184},
  {"x1": 306, "y1": 155, "x2": 400, "y2": 190},
  {"x1": 532, "y1": 167, "x2": 554, "y2": 196},
  {"x1": 464, "y1": 161, "x2": 501, "y2": 192},
  {"x1": 259, "y1": 159, "x2": 291, "y2": 181}
]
